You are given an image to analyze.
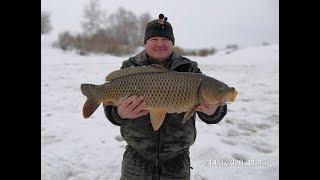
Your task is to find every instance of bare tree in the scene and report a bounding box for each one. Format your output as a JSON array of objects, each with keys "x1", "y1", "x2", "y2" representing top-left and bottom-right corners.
[
  {"x1": 81, "y1": 0, "x2": 105, "y2": 36},
  {"x1": 57, "y1": 5, "x2": 153, "y2": 56},
  {"x1": 41, "y1": 11, "x2": 52, "y2": 34},
  {"x1": 107, "y1": 7, "x2": 139, "y2": 46}
]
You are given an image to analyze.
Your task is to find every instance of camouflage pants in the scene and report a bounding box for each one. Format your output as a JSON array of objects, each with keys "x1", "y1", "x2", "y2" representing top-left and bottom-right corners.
[{"x1": 120, "y1": 146, "x2": 191, "y2": 180}]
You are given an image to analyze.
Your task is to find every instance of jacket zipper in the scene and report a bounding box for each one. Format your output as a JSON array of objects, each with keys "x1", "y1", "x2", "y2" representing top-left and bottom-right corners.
[{"x1": 153, "y1": 128, "x2": 161, "y2": 180}]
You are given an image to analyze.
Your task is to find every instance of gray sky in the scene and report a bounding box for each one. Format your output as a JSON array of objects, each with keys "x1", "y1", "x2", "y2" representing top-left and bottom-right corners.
[{"x1": 42, "y1": 0, "x2": 279, "y2": 49}]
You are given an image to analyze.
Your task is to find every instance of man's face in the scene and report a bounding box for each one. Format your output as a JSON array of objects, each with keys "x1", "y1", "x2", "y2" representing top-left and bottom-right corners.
[{"x1": 145, "y1": 37, "x2": 174, "y2": 63}]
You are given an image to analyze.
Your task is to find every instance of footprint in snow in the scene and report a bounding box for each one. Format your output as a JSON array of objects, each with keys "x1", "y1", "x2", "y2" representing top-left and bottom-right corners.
[
  {"x1": 238, "y1": 123, "x2": 258, "y2": 133},
  {"x1": 41, "y1": 135, "x2": 61, "y2": 146},
  {"x1": 227, "y1": 129, "x2": 240, "y2": 137},
  {"x1": 252, "y1": 144, "x2": 273, "y2": 153},
  {"x1": 220, "y1": 138, "x2": 237, "y2": 146},
  {"x1": 232, "y1": 153, "x2": 248, "y2": 162},
  {"x1": 224, "y1": 119, "x2": 234, "y2": 124},
  {"x1": 266, "y1": 114, "x2": 279, "y2": 124},
  {"x1": 255, "y1": 123, "x2": 272, "y2": 130},
  {"x1": 241, "y1": 98, "x2": 252, "y2": 102}
]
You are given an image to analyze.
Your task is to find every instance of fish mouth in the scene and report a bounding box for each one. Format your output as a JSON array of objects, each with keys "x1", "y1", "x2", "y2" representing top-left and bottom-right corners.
[{"x1": 226, "y1": 87, "x2": 238, "y2": 102}]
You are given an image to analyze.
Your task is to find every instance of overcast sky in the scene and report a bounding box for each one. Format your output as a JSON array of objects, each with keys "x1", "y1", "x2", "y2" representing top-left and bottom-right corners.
[{"x1": 41, "y1": 0, "x2": 278, "y2": 49}]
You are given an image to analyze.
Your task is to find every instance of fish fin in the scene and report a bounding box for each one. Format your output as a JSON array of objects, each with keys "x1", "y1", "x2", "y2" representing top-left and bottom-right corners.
[
  {"x1": 83, "y1": 98, "x2": 100, "y2": 118},
  {"x1": 226, "y1": 87, "x2": 238, "y2": 102},
  {"x1": 105, "y1": 65, "x2": 169, "y2": 81},
  {"x1": 149, "y1": 110, "x2": 167, "y2": 131},
  {"x1": 182, "y1": 105, "x2": 198, "y2": 124},
  {"x1": 103, "y1": 101, "x2": 114, "y2": 106}
]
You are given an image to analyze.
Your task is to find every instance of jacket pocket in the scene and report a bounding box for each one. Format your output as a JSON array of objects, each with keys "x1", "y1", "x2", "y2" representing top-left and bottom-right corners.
[
  {"x1": 161, "y1": 152, "x2": 190, "y2": 177},
  {"x1": 122, "y1": 146, "x2": 153, "y2": 177},
  {"x1": 122, "y1": 146, "x2": 143, "y2": 176}
]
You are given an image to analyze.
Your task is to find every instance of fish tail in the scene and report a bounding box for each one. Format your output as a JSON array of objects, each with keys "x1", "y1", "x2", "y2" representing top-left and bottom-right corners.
[
  {"x1": 81, "y1": 84, "x2": 100, "y2": 118},
  {"x1": 81, "y1": 83, "x2": 96, "y2": 98},
  {"x1": 83, "y1": 98, "x2": 100, "y2": 118}
]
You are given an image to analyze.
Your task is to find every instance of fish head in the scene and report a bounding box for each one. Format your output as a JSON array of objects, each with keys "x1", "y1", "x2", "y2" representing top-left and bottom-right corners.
[{"x1": 200, "y1": 77, "x2": 238, "y2": 105}]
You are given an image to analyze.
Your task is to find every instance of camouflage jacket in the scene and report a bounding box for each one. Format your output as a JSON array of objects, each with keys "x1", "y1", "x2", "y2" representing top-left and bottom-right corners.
[{"x1": 104, "y1": 50, "x2": 227, "y2": 161}]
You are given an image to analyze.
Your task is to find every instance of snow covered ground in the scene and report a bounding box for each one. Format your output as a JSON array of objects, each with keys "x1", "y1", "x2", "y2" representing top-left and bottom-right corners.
[{"x1": 41, "y1": 35, "x2": 279, "y2": 180}]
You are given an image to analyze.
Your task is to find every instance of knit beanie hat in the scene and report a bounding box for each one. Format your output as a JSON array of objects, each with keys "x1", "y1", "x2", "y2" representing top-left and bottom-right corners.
[{"x1": 144, "y1": 14, "x2": 175, "y2": 45}]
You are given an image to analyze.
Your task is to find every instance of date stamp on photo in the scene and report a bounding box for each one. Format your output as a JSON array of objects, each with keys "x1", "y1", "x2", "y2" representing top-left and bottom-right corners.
[{"x1": 202, "y1": 159, "x2": 269, "y2": 167}]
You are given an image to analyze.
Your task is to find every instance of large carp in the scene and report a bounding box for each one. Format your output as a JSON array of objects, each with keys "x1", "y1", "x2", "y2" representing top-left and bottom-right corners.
[{"x1": 81, "y1": 65, "x2": 238, "y2": 131}]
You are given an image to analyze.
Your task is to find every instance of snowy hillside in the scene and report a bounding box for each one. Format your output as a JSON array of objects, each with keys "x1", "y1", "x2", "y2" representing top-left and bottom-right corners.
[{"x1": 41, "y1": 35, "x2": 279, "y2": 180}]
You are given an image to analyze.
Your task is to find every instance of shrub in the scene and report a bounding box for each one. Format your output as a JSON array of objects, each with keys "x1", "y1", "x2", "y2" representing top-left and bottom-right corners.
[
  {"x1": 174, "y1": 46, "x2": 185, "y2": 55},
  {"x1": 41, "y1": 11, "x2": 52, "y2": 34},
  {"x1": 57, "y1": 31, "x2": 75, "y2": 50},
  {"x1": 56, "y1": 30, "x2": 136, "y2": 56},
  {"x1": 226, "y1": 44, "x2": 239, "y2": 50},
  {"x1": 225, "y1": 44, "x2": 239, "y2": 54},
  {"x1": 174, "y1": 46, "x2": 217, "y2": 57},
  {"x1": 198, "y1": 48, "x2": 210, "y2": 57}
]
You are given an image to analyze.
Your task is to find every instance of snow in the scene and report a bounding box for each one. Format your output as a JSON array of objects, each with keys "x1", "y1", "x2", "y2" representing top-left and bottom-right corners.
[{"x1": 41, "y1": 35, "x2": 279, "y2": 180}]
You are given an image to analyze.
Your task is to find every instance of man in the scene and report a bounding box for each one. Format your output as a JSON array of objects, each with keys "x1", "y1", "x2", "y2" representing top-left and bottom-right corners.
[{"x1": 104, "y1": 14, "x2": 227, "y2": 180}]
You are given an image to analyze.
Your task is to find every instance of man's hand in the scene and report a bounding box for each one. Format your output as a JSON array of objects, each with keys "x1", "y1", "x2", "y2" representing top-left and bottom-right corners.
[
  {"x1": 115, "y1": 95, "x2": 149, "y2": 119},
  {"x1": 196, "y1": 99, "x2": 226, "y2": 116}
]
